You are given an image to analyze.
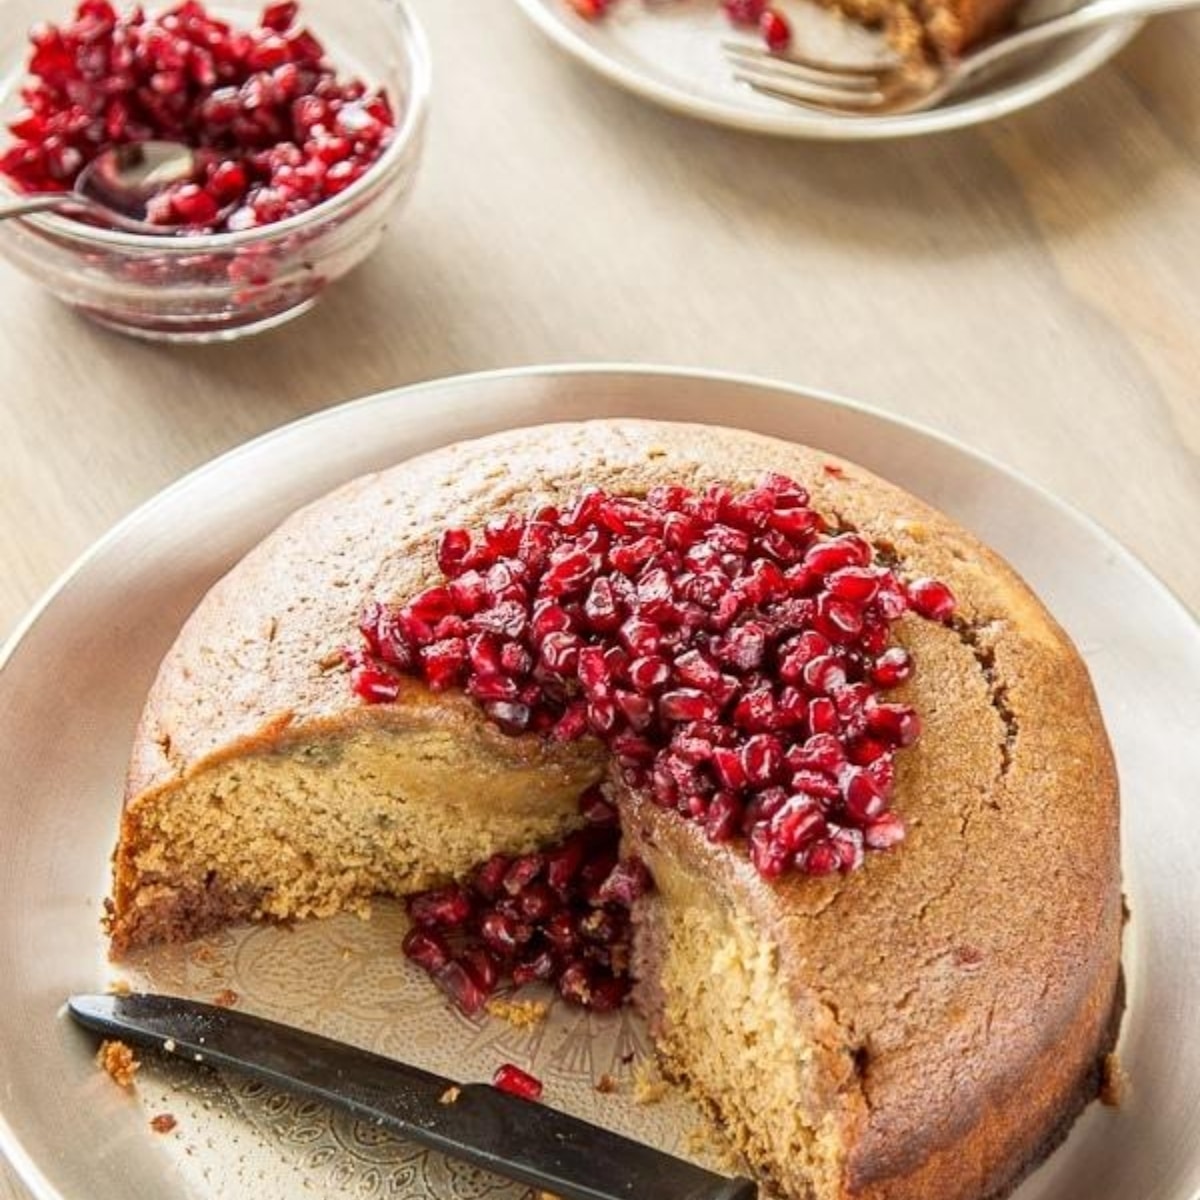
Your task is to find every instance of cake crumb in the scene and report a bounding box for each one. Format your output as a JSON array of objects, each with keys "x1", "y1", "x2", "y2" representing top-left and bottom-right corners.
[
  {"x1": 823, "y1": 462, "x2": 846, "y2": 478},
  {"x1": 632, "y1": 1061, "x2": 668, "y2": 1105},
  {"x1": 212, "y1": 988, "x2": 239, "y2": 1008},
  {"x1": 1100, "y1": 1052, "x2": 1127, "y2": 1106},
  {"x1": 97, "y1": 1040, "x2": 139, "y2": 1089},
  {"x1": 106, "y1": 978, "x2": 132, "y2": 996},
  {"x1": 438, "y1": 1086, "x2": 461, "y2": 1106},
  {"x1": 687, "y1": 1122, "x2": 743, "y2": 1174},
  {"x1": 595, "y1": 1073, "x2": 619, "y2": 1095},
  {"x1": 485, "y1": 997, "x2": 549, "y2": 1029},
  {"x1": 150, "y1": 1113, "x2": 177, "y2": 1134}
]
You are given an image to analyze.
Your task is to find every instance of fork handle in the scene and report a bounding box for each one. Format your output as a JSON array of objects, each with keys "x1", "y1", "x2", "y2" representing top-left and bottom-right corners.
[{"x1": 966, "y1": 0, "x2": 1198, "y2": 73}]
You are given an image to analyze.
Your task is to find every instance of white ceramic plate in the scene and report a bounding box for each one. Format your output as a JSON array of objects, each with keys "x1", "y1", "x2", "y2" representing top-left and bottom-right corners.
[
  {"x1": 1, "y1": 366, "x2": 1198, "y2": 1200},
  {"x1": 511, "y1": 0, "x2": 1142, "y2": 138}
]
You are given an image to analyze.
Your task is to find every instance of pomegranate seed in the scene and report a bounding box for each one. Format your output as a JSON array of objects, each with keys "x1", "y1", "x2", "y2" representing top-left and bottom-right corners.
[
  {"x1": 512, "y1": 948, "x2": 557, "y2": 985},
  {"x1": 827, "y1": 567, "x2": 880, "y2": 603},
  {"x1": 588, "y1": 974, "x2": 630, "y2": 1012},
  {"x1": 717, "y1": 621, "x2": 768, "y2": 671},
  {"x1": 720, "y1": 1, "x2": 768, "y2": 27},
  {"x1": 518, "y1": 882, "x2": 558, "y2": 922},
  {"x1": 461, "y1": 947, "x2": 500, "y2": 994},
  {"x1": 871, "y1": 647, "x2": 913, "y2": 687},
  {"x1": 420, "y1": 638, "x2": 467, "y2": 691},
  {"x1": 660, "y1": 689, "x2": 720, "y2": 723},
  {"x1": 433, "y1": 961, "x2": 488, "y2": 1016},
  {"x1": 557, "y1": 960, "x2": 595, "y2": 1006},
  {"x1": 804, "y1": 535, "x2": 871, "y2": 576},
  {"x1": 830, "y1": 826, "x2": 865, "y2": 872},
  {"x1": 579, "y1": 785, "x2": 618, "y2": 825},
  {"x1": 567, "y1": 0, "x2": 611, "y2": 16},
  {"x1": 543, "y1": 911, "x2": 578, "y2": 955},
  {"x1": 538, "y1": 630, "x2": 581, "y2": 675},
  {"x1": 402, "y1": 927, "x2": 450, "y2": 973},
  {"x1": 771, "y1": 796, "x2": 827, "y2": 853},
  {"x1": 749, "y1": 823, "x2": 790, "y2": 878},
  {"x1": 504, "y1": 854, "x2": 545, "y2": 895},
  {"x1": 407, "y1": 885, "x2": 472, "y2": 930},
  {"x1": 865, "y1": 812, "x2": 906, "y2": 849},
  {"x1": 787, "y1": 732, "x2": 845, "y2": 773},
  {"x1": 741, "y1": 733, "x2": 783, "y2": 787},
  {"x1": 804, "y1": 654, "x2": 848, "y2": 694},
  {"x1": 807, "y1": 696, "x2": 839, "y2": 735},
  {"x1": 802, "y1": 840, "x2": 842, "y2": 876},
  {"x1": 351, "y1": 663, "x2": 401, "y2": 704},
  {"x1": 493, "y1": 1063, "x2": 543, "y2": 1101},
  {"x1": 473, "y1": 854, "x2": 510, "y2": 900},
  {"x1": 842, "y1": 768, "x2": 887, "y2": 825},
  {"x1": 705, "y1": 791, "x2": 743, "y2": 842},
  {"x1": 261, "y1": 0, "x2": 298, "y2": 30},
  {"x1": 596, "y1": 858, "x2": 652, "y2": 906},
  {"x1": 479, "y1": 910, "x2": 522, "y2": 957},
  {"x1": 907, "y1": 578, "x2": 957, "y2": 622},
  {"x1": 866, "y1": 701, "x2": 921, "y2": 747}
]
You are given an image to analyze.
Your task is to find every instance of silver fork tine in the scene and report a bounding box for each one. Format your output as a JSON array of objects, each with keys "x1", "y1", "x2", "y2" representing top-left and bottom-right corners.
[
  {"x1": 724, "y1": 53, "x2": 885, "y2": 96},
  {"x1": 732, "y1": 75, "x2": 887, "y2": 113},
  {"x1": 721, "y1": 38, "x2": 888, "y2": 82}
]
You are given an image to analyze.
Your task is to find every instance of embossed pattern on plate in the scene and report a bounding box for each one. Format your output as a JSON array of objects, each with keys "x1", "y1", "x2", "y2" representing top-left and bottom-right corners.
[
  {"x1": 511, "y1": 0, "x2": 1142, "y2": 138},
  {"x1": 1, "y1": 366, "x2": 1198, "y2": 1200}
]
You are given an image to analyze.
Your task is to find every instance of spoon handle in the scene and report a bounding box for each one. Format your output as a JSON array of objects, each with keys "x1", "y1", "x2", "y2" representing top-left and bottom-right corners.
[{"x1": 0, "y1": 192, "x2": 77, "y2": 222}]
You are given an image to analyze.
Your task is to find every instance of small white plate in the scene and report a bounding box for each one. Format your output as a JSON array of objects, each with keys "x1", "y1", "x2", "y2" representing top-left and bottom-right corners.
[
  {"x1": 512, "y1": 0, "x2": 1142, "y2": 138},
  {"x1": 1, "y1": 366, "x2": 1198, "y2": 1200}
]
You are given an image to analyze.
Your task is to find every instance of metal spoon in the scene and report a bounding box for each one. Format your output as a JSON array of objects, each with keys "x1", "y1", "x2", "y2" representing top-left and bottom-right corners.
[{"x1": 0, "y1": 140, "x2": 205, "y2": 235}]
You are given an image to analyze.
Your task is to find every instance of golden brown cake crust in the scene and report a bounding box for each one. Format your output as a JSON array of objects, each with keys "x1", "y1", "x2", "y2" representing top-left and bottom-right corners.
[{"x1": 113, "y1": 419, "x2": 1122, "y2": 1200}]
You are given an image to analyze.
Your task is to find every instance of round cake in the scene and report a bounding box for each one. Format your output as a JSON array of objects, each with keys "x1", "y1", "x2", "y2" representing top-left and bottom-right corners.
[{"x1": 108, "y1": 419, "x2": 1123, "y2": 1200}]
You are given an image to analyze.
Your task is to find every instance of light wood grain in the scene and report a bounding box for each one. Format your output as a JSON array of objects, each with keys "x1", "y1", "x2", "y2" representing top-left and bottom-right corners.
[{"x1": 1, "y1": 0, "x2": 1198, "y2": 1194}]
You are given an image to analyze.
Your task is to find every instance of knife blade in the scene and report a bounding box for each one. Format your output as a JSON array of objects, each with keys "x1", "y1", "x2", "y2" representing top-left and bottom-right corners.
[{"x1": 68, "y1": 993, "x2": 757, "y2": 1200}]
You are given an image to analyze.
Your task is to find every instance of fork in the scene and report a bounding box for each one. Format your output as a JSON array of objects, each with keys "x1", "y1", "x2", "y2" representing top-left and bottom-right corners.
[{"x1": 724, "y1": 0, "x2": 1200, "y2": 117}]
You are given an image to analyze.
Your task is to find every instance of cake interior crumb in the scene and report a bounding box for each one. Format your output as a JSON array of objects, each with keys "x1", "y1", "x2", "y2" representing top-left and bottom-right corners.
[
  {"x1": 212, "y1": 988, "x2": 239, "y2": 1008},
  {"x1": 97, "y1": 1040, "x2": 139, "y2": 1089},
  {"x1": 632, "y1": 1060, "x2": 669, "y2": 1105},
  {"x1": 485, "y1": 997, "x2": 549, "y2": 1029},
  {"x1": 595, "y1": 1073, "x2": 619, "y2": 1094},
  {"x1": 106, "y1": 978, "x2": 132, "y2": 996},
  {"x1": 438, "y1": 1085, "x2": 462, "y2": 1106}
]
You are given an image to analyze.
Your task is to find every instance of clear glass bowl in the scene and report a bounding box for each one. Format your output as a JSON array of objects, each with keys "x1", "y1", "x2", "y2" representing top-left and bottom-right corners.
[{"x1": 0, "y1": 0, "x2": 430, "y2": 342}]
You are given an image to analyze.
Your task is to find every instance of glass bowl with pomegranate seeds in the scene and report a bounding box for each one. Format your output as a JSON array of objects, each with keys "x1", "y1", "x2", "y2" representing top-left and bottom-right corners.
[{"x1": 0, "y1": 0, "x2": 429, "y2": 341}]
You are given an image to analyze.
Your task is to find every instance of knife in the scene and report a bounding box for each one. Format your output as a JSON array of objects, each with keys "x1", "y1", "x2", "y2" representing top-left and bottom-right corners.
[{"x1": 68, "y1": 993, "x2": 757, "y2": 1200}]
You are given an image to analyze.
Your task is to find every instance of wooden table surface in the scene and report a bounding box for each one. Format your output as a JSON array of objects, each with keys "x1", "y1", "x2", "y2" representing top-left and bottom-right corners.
[{"x1": 1, "y1": 0, "x2": 1198, "y2": 1194}]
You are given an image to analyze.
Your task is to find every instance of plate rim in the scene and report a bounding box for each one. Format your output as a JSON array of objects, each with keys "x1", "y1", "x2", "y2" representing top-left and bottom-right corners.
[
  {"x1": 509, "y1": 0, "x2": 1144, "y2": 140},
  {"x1": 1, "y1": 361, "x2": 1197, "y2": 1200}
]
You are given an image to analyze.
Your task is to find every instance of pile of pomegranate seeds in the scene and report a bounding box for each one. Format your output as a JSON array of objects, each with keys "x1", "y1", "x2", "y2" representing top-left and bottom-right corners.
[
  {"x1": 568, "y1": 0, "x2": 793, "y2": 55},
  {"x1": 0, "y1": 0, "x2": 395, "y2": 233},
  {"x1": 352, "y1": 473, "x2": 956, "y2": 886},
  {"x1": 492, "y1": 1062, "x2": 544, "y2": 1101},
  {"x1": 401, "y1": 787, "x2": 648, "y2": 1014}
]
